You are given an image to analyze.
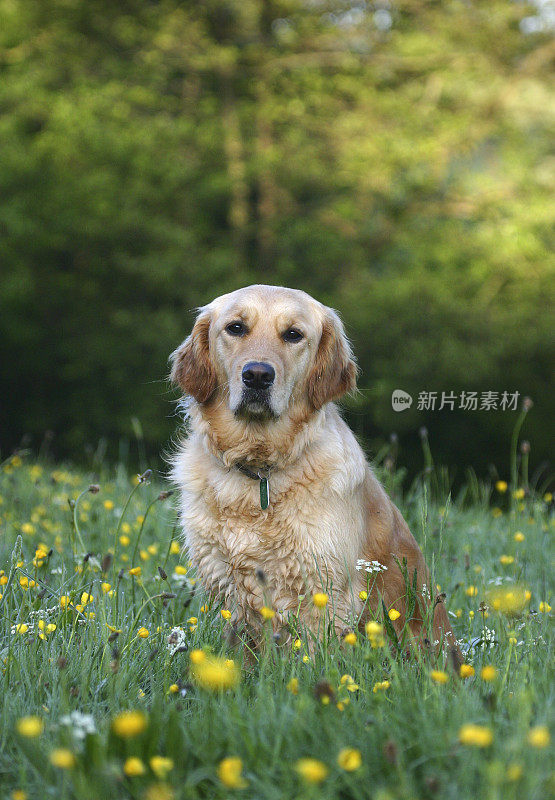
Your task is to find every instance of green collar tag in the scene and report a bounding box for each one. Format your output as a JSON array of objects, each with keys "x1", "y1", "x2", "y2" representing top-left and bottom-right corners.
[
  {"x1": 235, "y1": 463, "x2": 270, "y2": 509},
  {"x1": 259, "y1": 476, "x2": 269, "y2": 510}
]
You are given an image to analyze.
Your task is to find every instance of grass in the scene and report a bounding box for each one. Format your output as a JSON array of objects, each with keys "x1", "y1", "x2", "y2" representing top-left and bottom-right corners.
[{"x1": 0, "y1": 453, "x2": 552, "y2": 800}]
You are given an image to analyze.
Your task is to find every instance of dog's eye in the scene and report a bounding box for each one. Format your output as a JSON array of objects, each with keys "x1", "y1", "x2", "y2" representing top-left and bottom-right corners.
[
  {"x1": 282, "y1": 328, "x2": 303, "y2": 343},
  {"x1": 225, "y1": 321, "x2": 247, "y2": 337}
]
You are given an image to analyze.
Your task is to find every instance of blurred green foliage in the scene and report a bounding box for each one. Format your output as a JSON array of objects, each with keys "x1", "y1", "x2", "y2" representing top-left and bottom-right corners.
[{"x1": 0, "y1": 0, "x2": 553, "y2": 482}]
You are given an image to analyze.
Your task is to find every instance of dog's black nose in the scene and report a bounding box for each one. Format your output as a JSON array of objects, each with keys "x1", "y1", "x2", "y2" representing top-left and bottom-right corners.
[{"x1": 242, "y1": 362, "x2": 275, "y2": 389}]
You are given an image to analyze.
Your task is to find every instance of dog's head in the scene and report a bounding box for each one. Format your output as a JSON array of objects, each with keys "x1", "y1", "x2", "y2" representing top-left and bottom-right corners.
[{"x1": 170, "y1": 285, "x2": 357, "y2": 422}]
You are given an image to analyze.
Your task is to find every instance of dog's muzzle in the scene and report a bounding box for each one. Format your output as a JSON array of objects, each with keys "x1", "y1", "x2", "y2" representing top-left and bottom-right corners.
[{"x1": 237, "y1": 362, "x2": 276, "y2": 418}]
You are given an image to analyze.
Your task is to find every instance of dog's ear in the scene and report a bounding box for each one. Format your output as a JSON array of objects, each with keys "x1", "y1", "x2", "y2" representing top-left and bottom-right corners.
[
  {"x1": 307, "y1": 308, "x2": 357, "y2": 410},
  {"x1": 169, "y1": 310, "x2": 217, "y2": 403}
]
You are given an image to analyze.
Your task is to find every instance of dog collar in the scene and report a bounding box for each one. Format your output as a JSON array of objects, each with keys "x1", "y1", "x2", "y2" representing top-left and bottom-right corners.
[{"x1": 235, "y1": 463, "x2": 270, "y2": 510}]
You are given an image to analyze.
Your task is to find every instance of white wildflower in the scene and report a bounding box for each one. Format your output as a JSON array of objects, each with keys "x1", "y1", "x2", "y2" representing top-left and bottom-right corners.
[
  {"x1": 29, "y1": 605, "x2": 59, "y2": 619},
  {"x1": 468, "y1": 626, "x2": 497, "y2": 651},
  {"x1": 60, "y1": 711, "x2": 96, "y2": 745},
  {"x1": 356, "y1": 559, "x2": 387, "y2": 574},
  {"x1": 167, "y1": 626, "x2": 187, "y2": 656},
  {"x1": 488, "y1": 576, "x2": 513, "y2": 586}
]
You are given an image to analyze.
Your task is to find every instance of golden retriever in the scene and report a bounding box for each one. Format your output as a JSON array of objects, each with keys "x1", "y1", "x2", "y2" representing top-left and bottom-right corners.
[{"x1": 170, "y1": 284, "x2": 460, "y2": 664}]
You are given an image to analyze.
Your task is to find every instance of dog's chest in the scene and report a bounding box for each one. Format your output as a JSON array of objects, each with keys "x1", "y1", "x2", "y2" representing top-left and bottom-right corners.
[
  {"x1": 184, "y1": 472, "x2": 349, "y2": 604},
  {"x1": 207, "y1": 484, "x2": 331, "y2": 569}
]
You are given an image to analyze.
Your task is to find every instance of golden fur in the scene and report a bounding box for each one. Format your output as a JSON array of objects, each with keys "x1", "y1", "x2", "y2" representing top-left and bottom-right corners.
[{"x1": 170, "y1": 285, "x2": 460, "y2": 662}]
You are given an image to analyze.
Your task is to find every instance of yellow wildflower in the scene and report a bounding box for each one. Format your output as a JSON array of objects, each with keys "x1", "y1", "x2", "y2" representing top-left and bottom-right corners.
[
  {"x1": 459, "y1": 664, "x2": 475, "y2": 679},
  {"x1": 119, "y1": 535, "x2": 130, "y2": 546},
  {"x1": 430, "y1": 670, "x2": 449, "y2": 684},
  {"x1": 480, "y1": 666, "x2": 497, "y2": 682},
  {"x1": 337, "y1": 748, "x2": 362, "y2": 771},
  {"x1": 287, "y1": 678, "x2": 299, "y2": 695},
  {"x1": 465, "y1": 586, "x2": 478, "y2": 597},
  {"x1": 137, "y1": 627, "x2": 149, "y2": 638},
  {"x1": 16, "y1": 716, "x2": 44, "y2": 737},
  {"x1": 313, "y1": 592, "x2": 328, "y2": 608},
  {"x1": 359, "y1": 590, "x2": 368, "y2": 601},
  {"x1": 103, "y1": 500, "x2": 114, "y2": 510},
  {"x1": 388, "y1": 608, "x2": 401, "y2": 621},
  {"x1": 170, "y1": 541, "x2": 180, "y2": 554},
  {"x1": 174, "y1": 565, "x2": 187, "y2": 575},
  {"x1": 527, "y1": 726, "x2": 550, "y2": 748},
  {"x1": 500, "y1": 555, "x2": 514, "y2": 565},
  {"x1": 539, "y1": 601, "x2": 551, "y2": 613},
  {"x1": 21, "y1": 523, "x2": 35, "y2": 535},
  {"x1": 15, "y1": 623, "x2": 28, "y2": 634},
  {"x1": 366, "y1": 620, "x2": 385, "y2": 647},
  {"x1": 220, "y1": 609, "x2": 232, "y2": 620},
  {"x1": 112, "y1": 711, "x2": 147, "y2": 738},
  {"x1": 187, "y1": 617, "x2": 198, "y2": 625},
  {"x1": 50, "y1": 749, "x2": 76, "y2": 769},
  {"x1": 169, "y1": 684, "x2": 179, "y2": 694},
  {"x1": 101, "y1": 582, "x2": 111, "y2": 593},
  {"x1": 513, "y1": 488, "x2": 525, "y2": 500},
  {"x1": 217, "y1": 757, "x2": 247, "y2": 789},
  {"x1": 11, "y1": 790, "x2": 28, "y2": 800},
  {"x1": 144, "y1": 784, "x2": 174, "y2": 800},
  {"x1": 343, "y1": 632, "x2": 357, "y2": 646},
  {"x1": 293, "y1": 638, "x2": 302, "y2": 650},
  {"x1": 506, "y1": 764, "x2": 522, "y2": 782},
  {"x1": 190, "y1": 649, "x2": 205, "y2": 664},
  {"x1": 124, "y1": 757, "x2": 146, "y2": 776},
  {"x1": 486, "y1": 585, "x2": 529, "y2": 615},
  {"x1": 200, "y1": 605, "x2": 208, "y2": 613},
  {"x1": 295, "y1": 758, "x2": 329, "y2": 784},
  {"x1": 459, "y1": 724, "x2": 493, "y2": 747},
  {"x1": 150, "y1": 756, "x2": 174, "y2": 779},
  {"x1": 129, "y1": 567, "x2": 141, "y2": 577},
  {"x1": 191, "y1": 654, "x2": 240, "y2": 692},
  {"x1": 260, "y1": 606, "x2": 275, "y2": 620},
  {"x1": 514, "y1": 531, "x2": 525, "y2": 542},
  {"x1": 372, "y1": 680, "x2": 390, "y2": 693},
  {"x1": 495, "y1": 481, "x2": 508, "y2": 493}
]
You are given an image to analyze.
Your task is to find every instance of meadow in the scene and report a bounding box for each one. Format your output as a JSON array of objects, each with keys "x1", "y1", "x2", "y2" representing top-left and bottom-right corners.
[{"x1": 0, "y1": 445, "x2": 552, "y2": 800}]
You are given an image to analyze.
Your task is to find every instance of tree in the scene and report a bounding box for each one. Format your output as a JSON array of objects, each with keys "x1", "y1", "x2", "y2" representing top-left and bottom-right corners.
[{"x1": 0, "y1": 0, "x2": 552, "y2": 483}]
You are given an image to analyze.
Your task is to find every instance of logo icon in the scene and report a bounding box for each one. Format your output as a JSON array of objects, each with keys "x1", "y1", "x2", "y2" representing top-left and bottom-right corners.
[{"x1": 392, "y1": 390, "x2": 413, "y2": 412}]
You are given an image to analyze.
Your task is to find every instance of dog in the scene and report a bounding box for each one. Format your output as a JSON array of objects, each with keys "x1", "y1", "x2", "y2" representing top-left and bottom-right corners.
[{"x1": 170, "y1": 284, "x2": 460, "y2": 664}]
